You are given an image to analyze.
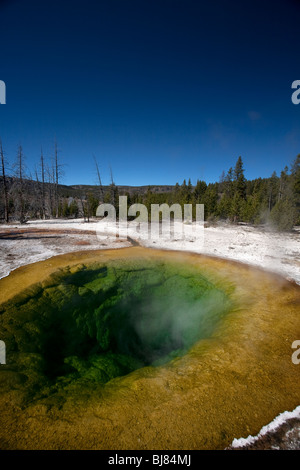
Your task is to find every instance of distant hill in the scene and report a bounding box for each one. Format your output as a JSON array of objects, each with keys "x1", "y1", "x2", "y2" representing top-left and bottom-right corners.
[
  {"x1": 0, "y1": 176, "x2": 176, "y2": 197},
  {"x1": 69, "y1": 184, "x2": 176, "y2": 196}
]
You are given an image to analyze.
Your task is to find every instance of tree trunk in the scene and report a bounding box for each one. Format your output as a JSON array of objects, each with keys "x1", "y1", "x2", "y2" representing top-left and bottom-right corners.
[
  {"x1": 41, "y1": 150, "x2": 46, "y2": 219},
  {"x1": 0, "y1": 141, "x2": 9, "y2": 223}
]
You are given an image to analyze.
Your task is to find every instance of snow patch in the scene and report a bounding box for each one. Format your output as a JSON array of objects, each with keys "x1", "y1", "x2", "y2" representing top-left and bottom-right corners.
[{"x1": 230, "y1": 406, "x2": 300, "y2": 448}]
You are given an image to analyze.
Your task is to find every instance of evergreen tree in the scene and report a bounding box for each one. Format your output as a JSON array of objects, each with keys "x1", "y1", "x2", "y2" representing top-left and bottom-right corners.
[
  {"x1": 203, "y1": 184, "x2": 217, "y2": 219},
  {"x1": 290, "y1": 154, "x2": 300, "y2": 224},
  {"x1": 218, "y1": 170, "x2": 226, "y2": 193},
  {"x1": 180, "y1": 179, "x2": 188, "y2": 204},
  {"x1": 278, "y1": 167, "x2": 289, "y2": 201},
  {"x1": 193, "y1": 180, "x2": 207, "y2": 203},
  {"x1": 88, "y1": 192, "x2": 100, "y2": 216},
  {"x1": 231, "y1": 156, "x2": 246, "y2": 221},
  {"x1": 267, "y1": 171, "x2": 279, "y2": 212},
  {"x1": 233, "y1": 156, "x2": 246, "y2": 200},
  {"x1": 62, "y1": 199, "x2": 70, "y2": 218},
  {"x1": 270, "y1": 198, "x2": 296, "y2": 231},
  {"x1": 187, "y1": 178, "x2": 193, "y2": 200},
  {"x1": 173, "y1": 182, "x2": 181, "y2": 204},
  {"x1": 69, "y1": 199, "x2": 79, "y2": 218}
]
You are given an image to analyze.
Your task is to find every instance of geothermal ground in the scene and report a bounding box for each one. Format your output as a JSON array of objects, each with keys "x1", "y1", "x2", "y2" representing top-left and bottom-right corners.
[
  {"x1": 0, "y1": 218, "x2": 299, "y2": 450},
  {"x1": 0, "y1": 219, "x2": 299, "y2": 286}
]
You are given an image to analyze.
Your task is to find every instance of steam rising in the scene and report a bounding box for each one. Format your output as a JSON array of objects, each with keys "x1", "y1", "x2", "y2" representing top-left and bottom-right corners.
[{"x1": 0, "y1": 259, "x2": 233, "y2": 396}]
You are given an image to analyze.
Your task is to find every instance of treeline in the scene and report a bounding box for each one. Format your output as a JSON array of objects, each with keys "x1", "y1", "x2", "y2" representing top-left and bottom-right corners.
[
  {"x1": 0, "y1": 140, "x2": 112, "y2": 223},
  {"x1": 135, "y1": 155, "x2": 300, "y2": 231},
  {"x1": 0, "y1": 140, "x2": 67, "y2": 223},
  {"x1": 0, "y1": 138, "x2": 299, "y2": 231}
]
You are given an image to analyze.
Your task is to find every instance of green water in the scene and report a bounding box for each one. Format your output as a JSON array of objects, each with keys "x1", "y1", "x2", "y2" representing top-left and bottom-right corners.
[{"x1": 0, "y1": 258, "x2": 233, "y2": 400}]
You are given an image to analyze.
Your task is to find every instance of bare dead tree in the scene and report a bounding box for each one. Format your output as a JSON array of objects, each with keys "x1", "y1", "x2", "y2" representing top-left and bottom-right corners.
[
  {"x1": 52, "y1": 139, "x2": 65, "y2": 218},
  {"x1": 13, "y1": 145, "x2": 26, "y2": 223},
  {"x1": 79, "y1": 191, "x2": 86, "y2": 222},
  {"x1": 0, "y1": 140, "x2": 9, "y2": 223},
  {"x1": 34, "y1": 158, "x2": 46, "y2": 220},
  {"x1": 93, "y1": 155, "x2": 104, "y2": 203},
  {"x1": 40, "y1": 148, "x2": 46, "y2": 219},
  {"x1": 85, "y1": 192, "x2": 90, "y2": 222},
  {"x1": 109, "y1": 164, "x2": 119, "y2": 215},
  {"x1": 109, "y1": 164, "x2": 114, "y2": 185},
  {"x1": 34, "y1": 165, "x2": 42, "y2": 218},
  {"x1": 109, "y1": 164, "x2": 115, "y2": 205},
  {"x1": 45, "y1": 163, "x2": 54, "y2": 217},
  {"x1": 54, "y1": 140, "x2": 59, "y2": 217}
]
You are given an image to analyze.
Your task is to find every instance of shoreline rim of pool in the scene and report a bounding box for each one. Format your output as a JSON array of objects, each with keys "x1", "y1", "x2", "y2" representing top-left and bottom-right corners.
[{"x1": 0, "y1": 246, "x2": 299, "y2": 450}]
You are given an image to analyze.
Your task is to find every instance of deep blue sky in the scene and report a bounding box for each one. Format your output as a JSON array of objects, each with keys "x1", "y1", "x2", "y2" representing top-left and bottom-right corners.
[{"x1": 0, "y1": 0, "x2": 300, "y2": 186}]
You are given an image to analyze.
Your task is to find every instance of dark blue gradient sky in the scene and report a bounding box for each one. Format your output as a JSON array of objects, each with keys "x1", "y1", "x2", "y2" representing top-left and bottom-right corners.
[{"x1": 0, "y1": 0, "x2": 300, "y2": 186}]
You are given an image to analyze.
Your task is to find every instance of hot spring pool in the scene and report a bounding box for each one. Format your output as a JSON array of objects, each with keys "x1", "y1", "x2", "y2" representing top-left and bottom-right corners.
[{"x1": 0, "y1": 247, "x2": 299, "y2": 450}]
